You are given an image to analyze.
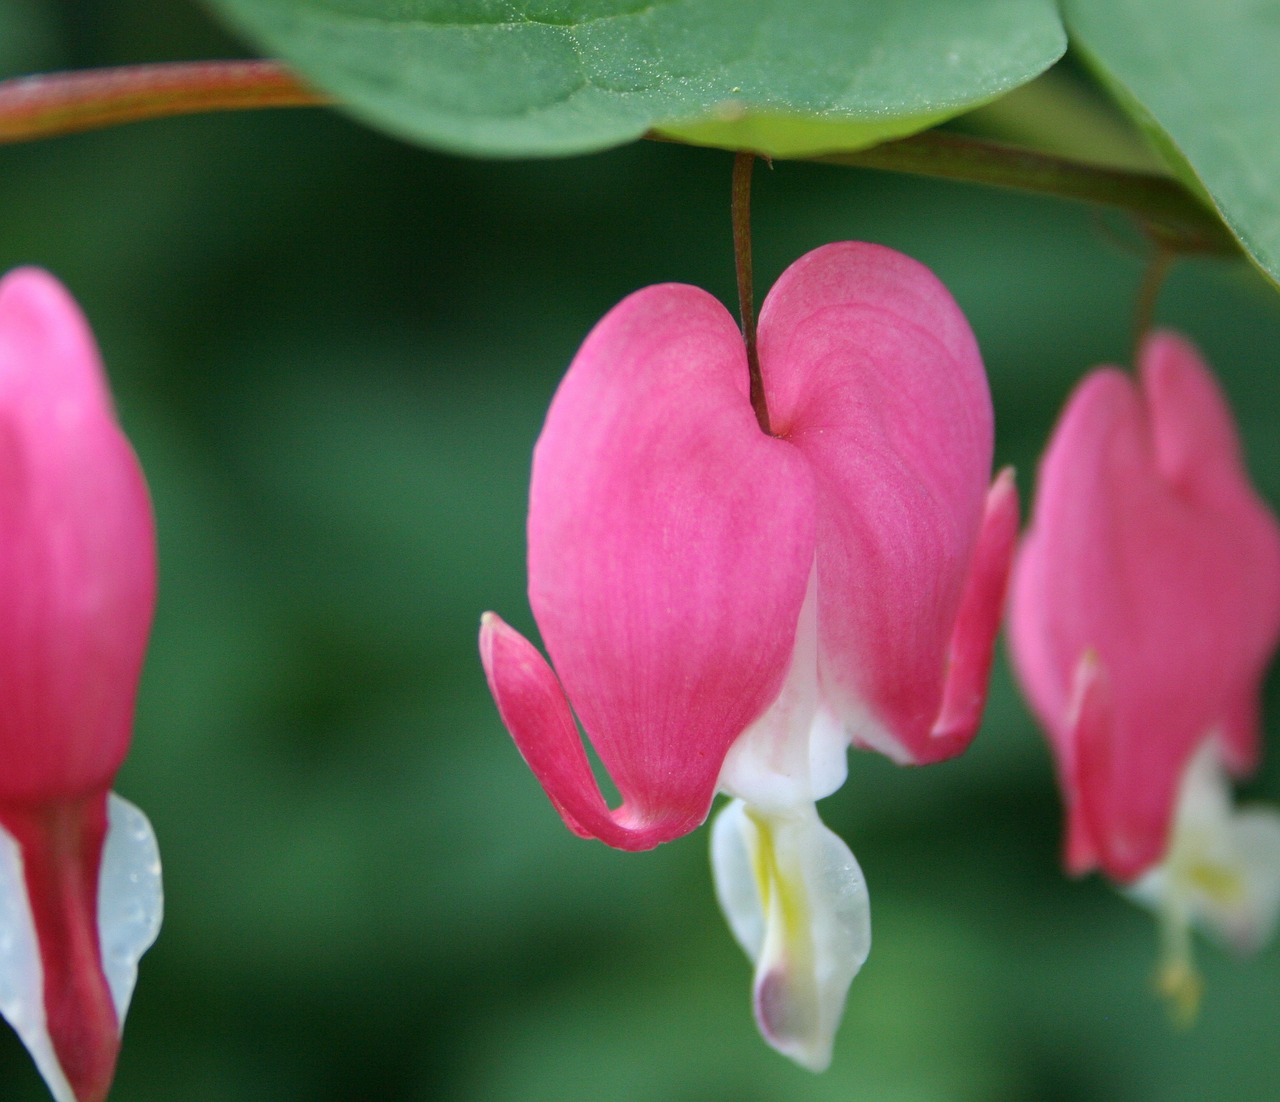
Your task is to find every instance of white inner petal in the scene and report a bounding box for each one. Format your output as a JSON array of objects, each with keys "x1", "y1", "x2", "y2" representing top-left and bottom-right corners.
[
  {"x1": 717, "y1": 566, "x2": 849, "y2": 812},
  {"x1": 711, "y1": 800, "x2": 766, "y2": 963},
  {"x1": 710, "y1": 797, "x2": 870, "y2": 1072}
]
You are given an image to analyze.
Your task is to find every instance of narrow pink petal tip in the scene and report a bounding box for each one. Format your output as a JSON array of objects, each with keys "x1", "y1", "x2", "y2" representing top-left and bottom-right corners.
[
  {"x1": 478, "y1": 614, "x2": 697, "y2": 851},
  {"x1": 1060, "y1": 652, "x2": 1109, "y2": 877},
  {"x1": 928, "y1": 467, "x2": 1020, "y2": 760}
]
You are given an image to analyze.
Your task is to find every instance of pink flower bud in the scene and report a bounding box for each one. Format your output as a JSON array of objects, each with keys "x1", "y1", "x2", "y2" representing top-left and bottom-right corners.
[{"x1": 0, "y1": 269, "x2": 161, "y2": 1102}]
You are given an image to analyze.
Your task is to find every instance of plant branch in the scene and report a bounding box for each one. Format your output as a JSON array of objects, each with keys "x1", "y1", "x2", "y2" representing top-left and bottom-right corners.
[
  {"x1": 813, "y1": 130, "x2": 1234, "y2": 256},
  {"x1": 0, "y1": 61, "x2": 327, "y2": 143},
  {"x1": 0, "y1": 61, "x2": 1239, "y2": 262}
]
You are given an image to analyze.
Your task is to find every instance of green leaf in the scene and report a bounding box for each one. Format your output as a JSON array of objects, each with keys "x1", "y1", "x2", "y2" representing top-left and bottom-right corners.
[
  {"x1": 1066, "y1": 0, "x2": 1280, "y2": 285},
  {"x1": 204, "y1": 0, "x2": 1065, "y2": 158}
]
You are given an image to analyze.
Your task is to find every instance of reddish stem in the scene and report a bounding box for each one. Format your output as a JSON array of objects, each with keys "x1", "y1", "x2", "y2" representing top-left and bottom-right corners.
[{"x1": 0, "y1": 60, "x2": 327, "y2": 143}]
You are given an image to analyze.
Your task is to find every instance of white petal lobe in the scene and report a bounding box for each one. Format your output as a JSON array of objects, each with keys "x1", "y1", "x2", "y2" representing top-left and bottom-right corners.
[{"x1": 99, "y1": 793, "x2": 163, "y2": 1024}]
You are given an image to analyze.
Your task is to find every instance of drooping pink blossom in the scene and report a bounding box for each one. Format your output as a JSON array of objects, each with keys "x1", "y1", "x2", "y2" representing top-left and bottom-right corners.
[
  {"x1": 481, "y1": 242, "x2": 1016, "y2": 1067},
  {"x1": 0, "y1": 269, "x2": 163, "y2": 1102},
  {"x1": 1008, "y1": 332, "x2": 1280, "y2": 1011}
]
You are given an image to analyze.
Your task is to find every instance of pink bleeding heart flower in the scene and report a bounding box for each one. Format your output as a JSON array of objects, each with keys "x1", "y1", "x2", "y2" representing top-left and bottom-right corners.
[
  {"x1": 481, "y1": 242, "x2": 1017, "y2": 1068},
  {"x1": 0, "y1": 268, "x2": 162, "y2": 1102},
  {"x1": 1009, "y1": 331, "x2": 1280, "y2": 1018}
]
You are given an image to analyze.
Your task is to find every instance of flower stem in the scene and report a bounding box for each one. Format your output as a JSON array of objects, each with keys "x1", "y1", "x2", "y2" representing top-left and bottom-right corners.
[
  {"x1": 0, "y1": 61, "x2": 327, "y2": 143},
  {"x1": 1155, "y1": 900, "x2": 1202, "y2": 1029},
  {"x1": 1132, "y1": 246, "x2": 1174, "y2": 362},
  {"x1": 733, "y1": 151, "x2": 771, "y2": 435}
]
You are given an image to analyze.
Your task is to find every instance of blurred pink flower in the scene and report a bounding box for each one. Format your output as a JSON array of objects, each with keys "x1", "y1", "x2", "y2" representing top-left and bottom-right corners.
[
  {"x1": 1009, "y1": 331, "x2": 1280, "y2": 1015},
  {"x1": 481, "y1": 242, "x2": 1016, "y2": 1067},
  {"x1": 0, "y1": 269, "x2": 162, "y2": 1102}
]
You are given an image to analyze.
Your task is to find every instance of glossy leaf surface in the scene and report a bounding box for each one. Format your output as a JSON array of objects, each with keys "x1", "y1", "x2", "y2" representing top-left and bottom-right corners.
[
  {"x1": 1067, "y1": 0, "x2": 1280, "y2": 283},
  {"x1": 204, "y1": 0, "x2": 1066, "y2": 156}
]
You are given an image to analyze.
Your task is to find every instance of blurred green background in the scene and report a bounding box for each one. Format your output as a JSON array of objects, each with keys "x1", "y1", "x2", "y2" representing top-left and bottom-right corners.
[{"x1": 5, "y1": 2, "x2": 1280, "y2": 1100}]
